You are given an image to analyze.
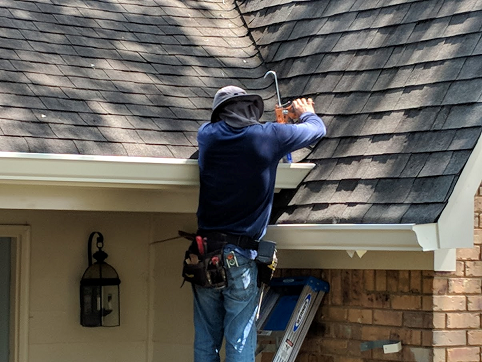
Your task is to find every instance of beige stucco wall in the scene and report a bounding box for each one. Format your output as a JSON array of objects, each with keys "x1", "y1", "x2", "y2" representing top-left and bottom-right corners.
[
  {"x1": 1, "y1": 209, "x2": 198, "y2": 362},
  {"x1": 150, "y1": 213, "x2": 197, "y2": 362}
]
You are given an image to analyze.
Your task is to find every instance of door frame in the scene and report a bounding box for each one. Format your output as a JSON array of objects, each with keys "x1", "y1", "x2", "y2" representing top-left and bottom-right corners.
[{"x1": 1, "y1": 226, "x2": 30, "y2": 362}]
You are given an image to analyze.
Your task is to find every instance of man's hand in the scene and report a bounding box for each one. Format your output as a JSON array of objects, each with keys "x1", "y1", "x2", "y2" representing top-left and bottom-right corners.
[{"x1": 292, "y1": 98, "x2": 315, "y2": 118}]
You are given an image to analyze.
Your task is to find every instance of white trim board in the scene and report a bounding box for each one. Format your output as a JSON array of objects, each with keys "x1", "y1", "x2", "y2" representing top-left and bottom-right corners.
[{"x1": 0, "y1": 225, "x2": 30, "y2": 362}]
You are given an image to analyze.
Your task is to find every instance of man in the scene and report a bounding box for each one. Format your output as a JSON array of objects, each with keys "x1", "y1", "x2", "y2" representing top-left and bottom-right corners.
[{"x1": 193, "y1": 85, "x2": 326, "y2": 362}]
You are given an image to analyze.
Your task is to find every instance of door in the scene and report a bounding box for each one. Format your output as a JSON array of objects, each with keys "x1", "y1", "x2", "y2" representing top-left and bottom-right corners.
[{"x1": 0, "y1": 237, "x2": 11, "y2": 362}]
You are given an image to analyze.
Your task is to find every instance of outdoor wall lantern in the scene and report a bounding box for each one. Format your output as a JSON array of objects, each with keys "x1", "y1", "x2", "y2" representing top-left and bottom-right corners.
[{"x1": 80, "y1": 232, "x2": 121, "y2": 327}]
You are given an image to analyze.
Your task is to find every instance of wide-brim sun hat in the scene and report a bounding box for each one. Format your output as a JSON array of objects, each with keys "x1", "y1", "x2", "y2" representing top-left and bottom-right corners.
[{"x1": 211, "y1": 85, "x2": 264, "y2": 122}]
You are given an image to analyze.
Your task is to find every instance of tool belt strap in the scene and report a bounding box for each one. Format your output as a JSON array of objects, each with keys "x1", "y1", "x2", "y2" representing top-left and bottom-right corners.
[{"x1": 197, "y1": 230, "x2": 259, "y2": 251}]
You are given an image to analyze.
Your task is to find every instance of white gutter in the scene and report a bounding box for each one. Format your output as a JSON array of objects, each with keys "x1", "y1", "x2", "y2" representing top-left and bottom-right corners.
[
  {"x1": 265, "y1": 223, "x2": 458, "y2": 271},
  {"x1": 0, "y1": 152, "x2": 314, "y2": 190},
  {"x1": 265, "y1": 223, "x2": 439, "y2": 252}
]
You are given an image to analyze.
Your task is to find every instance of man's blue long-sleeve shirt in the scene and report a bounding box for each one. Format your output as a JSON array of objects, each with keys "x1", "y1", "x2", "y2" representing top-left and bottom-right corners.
[{"x1": 196, "y1": 112, "x2": 326, "y2": 240}]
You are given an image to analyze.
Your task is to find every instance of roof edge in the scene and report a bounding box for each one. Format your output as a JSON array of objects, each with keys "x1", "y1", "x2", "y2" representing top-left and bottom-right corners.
[
  {"x1": 438, "y1": 134, "x2": 482, "y2": 249},
  {"x1": 266, "y1": 223, "x2": 458, "y2": 271},
  {"x1": 0, "y1": 152, "x2": 314, "y2": 190},
  {"x1": 265, "y1": 223, "x2": 438, "y2": 251}
]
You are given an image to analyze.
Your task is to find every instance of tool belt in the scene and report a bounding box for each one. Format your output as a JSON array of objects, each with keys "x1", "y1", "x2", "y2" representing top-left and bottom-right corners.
[
  {"x1": 196, "y1": 230, "x2": 260, "y2": 252},
  {"x1": 179, "y1": 231, "x2": 277, "y2": 288}
]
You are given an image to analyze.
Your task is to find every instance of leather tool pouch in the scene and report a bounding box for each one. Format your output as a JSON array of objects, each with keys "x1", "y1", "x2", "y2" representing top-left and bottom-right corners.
[
  {"x1": 182, "y1": 243, "x2": 227, "y2": 289},
  {"x1": 255, "y1": 240, "x2": 277, "y2": 286}
]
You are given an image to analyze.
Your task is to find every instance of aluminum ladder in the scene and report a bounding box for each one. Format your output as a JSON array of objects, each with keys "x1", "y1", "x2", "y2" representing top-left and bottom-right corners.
[{"x1": 256, "y1": 276, "x2": 330, "y2": 362}]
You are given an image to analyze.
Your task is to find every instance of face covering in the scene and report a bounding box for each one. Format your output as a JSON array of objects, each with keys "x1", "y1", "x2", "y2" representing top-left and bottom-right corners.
[{"x1": 217, "y1": 100, "x2": 262, "y2": 128}]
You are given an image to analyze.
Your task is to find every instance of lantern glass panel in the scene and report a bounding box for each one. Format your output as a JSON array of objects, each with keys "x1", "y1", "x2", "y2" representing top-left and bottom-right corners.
[
  {"x1": 80, "y1": 262, "x2": 120, "y2": 327},
  {"x1": 83, "y1": 262, "x2": 118, "y2": 280},
  {"x1": 101, "y1": 285, "x2": 120, "y2": 326}
]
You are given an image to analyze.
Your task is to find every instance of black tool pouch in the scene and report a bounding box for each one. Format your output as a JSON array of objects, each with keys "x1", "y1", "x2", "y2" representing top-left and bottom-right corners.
[
  {"x1": 255, "y1": 240, "x2": 277, "y2": 287},
  {"x1": 182, "y1": 246, "x2": 227, "y2": 289}
]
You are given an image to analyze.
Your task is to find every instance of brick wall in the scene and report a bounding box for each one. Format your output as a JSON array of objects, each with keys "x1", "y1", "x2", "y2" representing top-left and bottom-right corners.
[
  {"x1": 431, "y1": 186, "x2": 482, "y2": 362},
  {"x1": 279, "y1": 268, "x2": 435, "y2": 362},
  {"x1": 278, "y1": 185, "x2": 482, "y2": 362}
]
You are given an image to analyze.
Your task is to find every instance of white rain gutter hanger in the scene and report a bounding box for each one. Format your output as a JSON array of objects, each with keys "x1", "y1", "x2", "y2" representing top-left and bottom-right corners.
[{"x1": 0, "y1": 151, "x2": 314, "y2": 190}]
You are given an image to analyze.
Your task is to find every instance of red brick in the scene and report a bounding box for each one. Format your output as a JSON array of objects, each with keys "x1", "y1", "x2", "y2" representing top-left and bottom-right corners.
[
  {"x1": 329, "y1": 270, "x2": 343, "y2": 305},
  {"x1": 399, "y1": 271, "x2": 410, "y2": 292},
  {"x1": 446, "y1": 312, "x2": 480, "y2": 329},
  {"x1": 446, "y1": 347, "x2": 480, "y2": 361},
  {"x1": 433, "y1": 330, "x2": 467, "y2": 346},
  {"x1": 403, "y1": 311, "x2": 425, "y2": 328},
  {"x1": 433, "y1": 295, "x2": 466, "y2": 311},
  {"x1": 432, "y1": 312, "x2": 446, "y2": 328},
  {"x1": 410, "y1": 270, "x2": 422, "y2": 293},
  {"x1": 448, "y1": 278, "x2": 482, "y2": 294},
  {"x1": 325, "y1": 307, "x2": 348, "y2": 322},
  {"x1": 341, "y1": 270, "x2": 351, "y2": 305},
  {"x1": 375, "y1": 270, "x2": 387, "y2": 291},
  {"x1": 423, "y1": 276, "x2": 435, "y2": 294},
  {"x1": 422, "y1": 330, "x2": 434, "y2": 346},
  {"x1": 332, "y1": 323, "x2": 360, "y2": 339},
  {"x1": 433, "y1": 278, "x2": 449, "y2": 295},
  {"x1": 475, "y1": 196, "x2": 482, "y2": 213},
  {"x1": 349, "y1": 270, "x2": 363, "y2": 306},
  {"x1": 320, "y1": 339, "x2": 348, "y2": 355},
  {"x1": 467, "y1": 296, "x2": 482, "y2": 311},
  {"x1": 433, "y1": 347, "x2": 446, "y2": 362},
  {"x1": 386, "y1": 270, "x2": 398, "y2": 292},
  {"x1": 457, "y1": 246, "x2": 481, "y2": 261},
  {"x1": 454, "y1": 261, "x2": 467, "y2": 277},
  {"x1": 388, "y1": 327, "x2": 411, "y2": 344},
  {"x1": 474, "y1": 230, "x2": 482, "y2": 245},
  {"x1": 373, "y1": 310, "x2": 403, "y2": 326},
  {"x1": 391, "y1": 295, "x2": 422, "y2": 310},
  {"x1": 361, "y1": 292, "x2": 391, "y2": 309},
  {"x1": 363, "y1": 270, "x2": 375, "y2": 290},
  {"x1": 422, "y1": 312, "x2": 435, "y2": 329},
  {"x1": 411, "y1": 330, "x2": 422, "y2": 346},
  {"x1": 466, "y1": 261, "x2": 482, "y2": 277},
  {"x1": 468, "y1": 330, "x2": 482, "y2": 345},
  {"x1": 361, "y1": 325, "x2": 391, "y2": 340},
  {"x1": 346, "y1": 340, "x2": 362, "y2": 358},
  {"x1": 347, "y1": 308, "x2": 372, "y2": 324},
  {"x1": 422, "y1": 296, "x2": 433, "y2": 311}
]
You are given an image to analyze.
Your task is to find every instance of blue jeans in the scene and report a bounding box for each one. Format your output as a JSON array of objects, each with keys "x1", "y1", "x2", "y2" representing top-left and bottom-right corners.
[{"x1": 192, "y1": 245, "x2": 259, "y2": 362}]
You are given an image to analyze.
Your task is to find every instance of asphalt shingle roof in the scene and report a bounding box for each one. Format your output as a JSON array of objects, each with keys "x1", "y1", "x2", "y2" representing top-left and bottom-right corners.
[
  {"x1": 1, "y1": 0, "x2": 481, "y2": 225},
  {"x1": 0, "y1": 0, "x2": 275, "y2": 157}
]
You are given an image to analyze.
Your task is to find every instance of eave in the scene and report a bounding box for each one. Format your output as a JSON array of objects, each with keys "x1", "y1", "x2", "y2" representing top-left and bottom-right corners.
[
  {"x1": 265, "y1": 134, "x2": 482, "y2": 271},
  {"x1": 0, "y1": 152, "x2": 314, "y2": 212}
]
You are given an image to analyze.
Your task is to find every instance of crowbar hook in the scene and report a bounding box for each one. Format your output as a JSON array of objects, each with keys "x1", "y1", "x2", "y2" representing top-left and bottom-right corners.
[{"x1": 264, "y1": 70, "x2": 282, "y2": 106}]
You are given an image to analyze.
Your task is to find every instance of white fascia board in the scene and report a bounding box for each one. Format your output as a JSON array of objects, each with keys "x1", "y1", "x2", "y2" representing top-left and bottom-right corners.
[
  {"x1": 266, "y1": 223, "x2": 461, "y2": 271},
  {"x1": 265, "y1": 223, "x2": 439, "y2": 252},
  {"x1": 0, "y1": 152, "x2": 314, "y2": 190},
  {"x1": 437, "y1": 134, "x2": 482, "y2": 249}
]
